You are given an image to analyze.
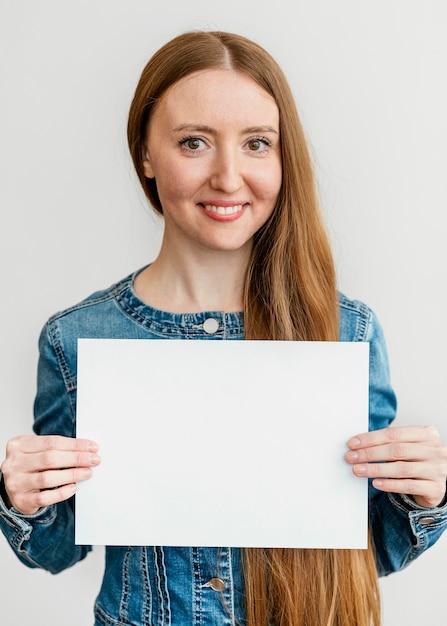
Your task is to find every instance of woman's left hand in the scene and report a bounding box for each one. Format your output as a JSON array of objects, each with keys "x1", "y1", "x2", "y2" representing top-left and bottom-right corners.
[{"x1": 345, "y1": 425, "x2": 447, "y2": 508}]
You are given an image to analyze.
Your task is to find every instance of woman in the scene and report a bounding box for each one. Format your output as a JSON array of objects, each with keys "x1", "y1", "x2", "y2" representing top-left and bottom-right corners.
[{"x1": 1, "y1": 31, "x2": 446, "y2": 626}]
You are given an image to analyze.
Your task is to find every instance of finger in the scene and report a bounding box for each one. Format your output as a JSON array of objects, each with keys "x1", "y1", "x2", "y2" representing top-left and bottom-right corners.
[
  {"x1": 371, "y1": 477, "x2": 446, "y2": 506},
  {"x1": 11, "y1": 483, "x2": 78, "y2": 515},
  {"x1": 21, "y1": 450, "x2": 101, "y2": 473},
  {"x1": 345, "y1": 441, "x2": 431, "y2": 464},
  {"x1": 7, "y1": 435, "x2": 99, "y2": 455},
  {"x1": 348, "y1": 426, "x2": 440, "y2": 450},
  {"x1": 351, "y1": 460, "x2": 434, "y2": 481},
  {"x1": 4, "y1": 465, "x2": 97, "y2": 503},
  {"x1": 2, "y1": 450, "x2": 101, "y2": 476},
  {"x1": 30, "y1": 466, "x2": 94, "y2": 491}
]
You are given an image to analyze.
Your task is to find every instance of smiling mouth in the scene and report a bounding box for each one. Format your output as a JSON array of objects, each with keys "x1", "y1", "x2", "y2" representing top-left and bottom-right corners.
[{"x1": 203, "y1": 204, "x2": 243, "y2": 215}]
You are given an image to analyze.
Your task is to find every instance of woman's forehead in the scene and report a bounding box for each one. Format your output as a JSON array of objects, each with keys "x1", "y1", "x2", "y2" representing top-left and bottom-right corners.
[{"x1": 151, "y1": 69, "x2": 279, "y2": 127}]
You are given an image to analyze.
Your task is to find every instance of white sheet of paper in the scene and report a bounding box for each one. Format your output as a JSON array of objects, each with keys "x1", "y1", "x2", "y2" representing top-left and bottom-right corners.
[{"x1": 75, "y1": 339, "x2": 369, "y2": 548}]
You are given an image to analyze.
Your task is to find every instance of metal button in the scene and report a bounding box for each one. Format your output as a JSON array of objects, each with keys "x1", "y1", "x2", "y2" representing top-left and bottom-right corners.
[
  {"x1": 203, "y1": 318, "x2": 219, "y2": 334},
  {"x1": 419, "y1": 516, "x2": 436, "y2": 525},
  {"x1": 207, "y1": 577, "x2": 225, "y2": 592}
]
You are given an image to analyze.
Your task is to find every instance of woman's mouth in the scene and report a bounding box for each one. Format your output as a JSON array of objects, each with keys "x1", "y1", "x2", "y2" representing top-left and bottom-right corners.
[{"x1": 203, "y1": 204, "x2": 243, "y2": 215}]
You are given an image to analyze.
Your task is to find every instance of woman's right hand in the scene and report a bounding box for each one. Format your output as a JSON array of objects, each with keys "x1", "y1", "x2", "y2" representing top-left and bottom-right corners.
[{"x1": 1, "y1": 435, "x2": 100, "y2": 515}]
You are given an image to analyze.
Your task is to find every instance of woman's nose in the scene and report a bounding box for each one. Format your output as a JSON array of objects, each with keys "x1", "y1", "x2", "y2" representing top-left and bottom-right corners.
[{"x1": 209, "y1": 150, "x2": 243, "y2": 193}]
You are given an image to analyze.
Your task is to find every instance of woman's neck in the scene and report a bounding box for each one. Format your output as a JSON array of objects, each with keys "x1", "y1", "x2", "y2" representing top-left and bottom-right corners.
[{"x1": 134, "y1": 242, "x2": 250, "y2": 313}]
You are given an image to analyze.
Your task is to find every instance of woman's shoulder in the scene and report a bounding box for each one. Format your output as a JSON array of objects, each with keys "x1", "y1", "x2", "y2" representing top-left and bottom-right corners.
[
  {"x1": 40, "y1": 272, "x2": 139, "y2": 348},
  {"x1": 338, "y1": 292, "x2": 382, "y2": 343},
  {"x1": 49, "y1": 273, "x2": 134, "y2": 321}
]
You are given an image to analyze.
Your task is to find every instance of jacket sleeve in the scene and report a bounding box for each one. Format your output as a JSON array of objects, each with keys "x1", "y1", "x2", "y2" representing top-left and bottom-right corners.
[
  {"x1": 0, "y1": 321, "x2": 92, "y2": 574},
  {"x1": 365, "y1": 307, "x2": 447, "y2": 576}
]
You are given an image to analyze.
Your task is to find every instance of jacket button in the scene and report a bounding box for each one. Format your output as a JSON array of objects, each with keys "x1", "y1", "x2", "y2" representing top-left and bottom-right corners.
[
  {"x1": 208, "y1": 577, "x2": 225, "y2": 591},
  {"x1": 419, "y1": 516, "x2": 436, "y2": 525},
  {"x1": 203, "y1": 318, "x2": 219, "y2": 334}
]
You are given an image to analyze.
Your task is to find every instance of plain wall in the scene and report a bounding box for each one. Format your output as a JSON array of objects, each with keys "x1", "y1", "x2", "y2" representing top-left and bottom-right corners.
[{"x1": 1, "y1": 1, "x2": 445, "y2": 623}]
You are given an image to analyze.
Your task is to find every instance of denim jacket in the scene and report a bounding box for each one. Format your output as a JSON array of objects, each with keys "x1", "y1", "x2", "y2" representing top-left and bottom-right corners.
[{"x1": 1, "y1": 270, "x2": 446, "y2": 626}]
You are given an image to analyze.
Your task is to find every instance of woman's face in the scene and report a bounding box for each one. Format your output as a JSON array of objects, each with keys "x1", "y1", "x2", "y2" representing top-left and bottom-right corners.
[{"x1": 142, "y1": 69, "x2": 282, "y2": 256}]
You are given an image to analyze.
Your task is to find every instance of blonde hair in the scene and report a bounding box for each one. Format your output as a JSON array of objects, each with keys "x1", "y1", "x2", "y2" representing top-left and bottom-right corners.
[{"x1": 128, "y1": 31, "x2": 380, "y2": 626}]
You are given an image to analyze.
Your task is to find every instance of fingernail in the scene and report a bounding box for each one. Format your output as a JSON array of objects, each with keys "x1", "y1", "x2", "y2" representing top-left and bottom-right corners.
[
  {"x1": 87, "y1": 441, "x2": 99, "y2": 452},
  {"x1": 354, "y1": 465, "x2": 367, "y2": 474},
  {"x1": 349, "y1": 437, "x2": 361, "y2": 448},
  {"x1": 348, "y1": 451, "x2": 359, "y2": 462},
  {"x1": 89, "y1": 454, "x2": 101, "y2": 465},
  {"x1": 83, "y1": 468, "x2": 92, "y2": 479}
]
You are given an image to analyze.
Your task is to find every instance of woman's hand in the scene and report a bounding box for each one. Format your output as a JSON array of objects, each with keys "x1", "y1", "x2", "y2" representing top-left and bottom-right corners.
[
  {"x1": 345, "y1": 426, "x2": 447, "y2": 508},
  {"x1": 1, "y1": 435, "x2": 100, "y2": 515}
]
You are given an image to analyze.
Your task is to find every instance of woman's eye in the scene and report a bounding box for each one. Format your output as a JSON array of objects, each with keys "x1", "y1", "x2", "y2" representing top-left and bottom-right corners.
[
  {"x1": 186, "y1": 138, "x2": 201, "y2": 150},
  {"x1": 179, "y1": 137, "x2": 205, "y2": 152},
  {"x1": 247, "y1": 137, "x2": 271, "y2": 152}
]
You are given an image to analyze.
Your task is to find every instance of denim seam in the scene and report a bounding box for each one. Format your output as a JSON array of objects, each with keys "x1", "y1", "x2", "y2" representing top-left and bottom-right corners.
[
  {"x1": 339, "y1": 296, "x2": 371, "y2": 342},
  {"x1": 94, "y1": 602, "x2": 131, "y2": 626},
  {"x1": 388, "y1": 493, "x2": 416, "y2": 517},
  {"x1": 388, "y1": 494, "x2": 447, "y2": 538},
  {"x1": 119, "y1": 547, "x2": 131, "y2": 622},
  {"x1": 6, "y1": 525, "x2": 52, "y2": 569},
  {"x1": 154, "y1": 546, "x2": 171, "y2": 625},
  {"x1": 225, "y1": 547, "x2": 236, "y2": 625},
  {"x1": 46, "y1": 273, "x2": 245, "y2": 338},
  {"x1": 230, "y1": 547, "x2": 237, "y2": 626},
  {"x1": 46, "y1": 278, "x2": 131, "y2": 324},
  {"x1": 409, "y1": 515, "x2": 447, "y2": 531},
  {"x1": 141, "y1": 547, "x2": 152, "y2": 625},
  {"x1": 400, "y1": 544, "x2": 426, "y2": 568},
  {"x1": 114, "y1": 293, "x2": 244, "y2": 338},
  {"x1": 383, "y1": 495, "x2": 426, "y2": 568},
  {"x1": 11, "y1": 510, "x2": 56, "y2": 525},
  {"x1": 47, "y1": 321, "x2": 77, "y2": 395},
  {"x1": 114, "y1": 293, "x2": 164, "y2": 334},
  {"x1": 389, "y1": 492, "x2": 447, "y2": 518},
  {"x1": 0, "y1": 513, "x2": 31, "y2": 539},
  {"x1": 192, "y1": 546, "x2": 203, "y2": 625}
]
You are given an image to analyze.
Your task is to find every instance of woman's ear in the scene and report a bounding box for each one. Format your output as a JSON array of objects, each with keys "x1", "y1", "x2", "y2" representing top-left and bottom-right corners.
[{"x1": 142, "y1": 149, "x2": 155, "y2": 179}]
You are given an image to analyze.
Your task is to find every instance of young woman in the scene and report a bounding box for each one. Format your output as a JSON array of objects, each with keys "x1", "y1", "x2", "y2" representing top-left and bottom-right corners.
[{"x1": 1, "y1": 31, "x2": 446, "y2": 626}]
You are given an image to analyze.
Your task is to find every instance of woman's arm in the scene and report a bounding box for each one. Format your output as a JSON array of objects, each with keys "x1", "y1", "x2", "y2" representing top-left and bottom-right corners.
[
  {"x1": 0, "y1": 322, "x2": 99, "y2": 573},
  {"x1": 345, "y1": 304, "x2": 447, "y2": 575}
]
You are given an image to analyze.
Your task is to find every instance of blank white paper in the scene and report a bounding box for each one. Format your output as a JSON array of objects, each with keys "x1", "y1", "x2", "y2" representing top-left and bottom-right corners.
[{"x1": 75, "y1": 339, "x2": 369, "y2": 548}]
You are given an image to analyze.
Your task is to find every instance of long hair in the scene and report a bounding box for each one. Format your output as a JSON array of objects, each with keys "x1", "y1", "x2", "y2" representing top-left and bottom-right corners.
[{"x1": 128, "y1": 31, "x2": 380, "y2": 626}]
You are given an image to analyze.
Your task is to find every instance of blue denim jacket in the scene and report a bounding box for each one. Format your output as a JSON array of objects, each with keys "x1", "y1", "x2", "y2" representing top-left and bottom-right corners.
[{"x1": 1, "y1": 271, "x2": 446, "y2": 626}]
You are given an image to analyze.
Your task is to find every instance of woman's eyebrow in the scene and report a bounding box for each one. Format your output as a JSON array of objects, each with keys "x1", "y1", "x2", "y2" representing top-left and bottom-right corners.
[
  {"x1": 244, "y1": 126, "x2": 279, "y2": 135},
  {"x1": 173, "y1": 124, "x2": 215, "y2": 133},
  {"x1": 173, "y1": 124, "x2": 279, "y2": 135}
]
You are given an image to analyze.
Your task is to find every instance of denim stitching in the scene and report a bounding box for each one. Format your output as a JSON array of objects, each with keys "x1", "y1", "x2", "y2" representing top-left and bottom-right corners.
[
  {"x1": 119, "y1": 547, "x2": 132, "y2": 623},
  {"x1": 389, "y1": 494, "x2": 447, "y2": 528},
  {"x1": 140, "y1": 547, "x2": 152, "y2": 625},
  {"x1": 47, "y1": 321, "x2": 77, "y2": 393},
  {"x1": 154, "y1": 546, "x2": 171, "y2": 625},
  {"x1": 115, "y1": 293, "x2": 244, "y2": 339},
  {"x1": 119, "y1": 547, "x2": 131, "y2": 622},
  {"x1": 46, "y1": 272, "x2": 245, "y2": 339},
  {"x1": 218, "y1": 547, "x2": 236, "y2": 625},
  {"x1": 339, "y1": 294, "x2": 370, "y2": 342},
  {"x1": 191, "y1": 546, "x2": 203, "y2": 625},
  {"x1": 94, "y1": 603, "x2": 131, "y2": 626},
  {"x1": 227, "y1": 547, "x2": 236, "y2": 626}
]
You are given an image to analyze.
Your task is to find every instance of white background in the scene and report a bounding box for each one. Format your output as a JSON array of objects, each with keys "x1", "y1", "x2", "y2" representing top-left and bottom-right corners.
[{"x1": 0, "y1": 1, "x2": 445, "y2": 624}]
